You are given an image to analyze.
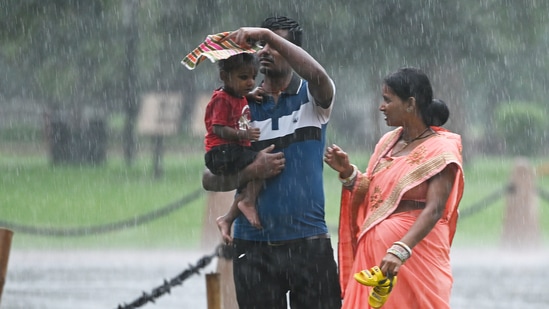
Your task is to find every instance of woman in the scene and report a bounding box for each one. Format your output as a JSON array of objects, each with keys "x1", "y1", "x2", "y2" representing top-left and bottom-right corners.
[{"x1": 324, "y1": 67, "x2": 464, "y2": 309}]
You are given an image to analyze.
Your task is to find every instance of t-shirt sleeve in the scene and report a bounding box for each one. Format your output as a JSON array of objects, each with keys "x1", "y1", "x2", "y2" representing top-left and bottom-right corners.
[
  {"x1": 209, "y1": 95, "x2": 233, "y2": 127},
  {"x1": 307, "y1": 78, "x2": 335, "y2": 123}
]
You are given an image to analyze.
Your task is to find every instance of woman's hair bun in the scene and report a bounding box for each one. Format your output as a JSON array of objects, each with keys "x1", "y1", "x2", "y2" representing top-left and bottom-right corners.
[{"x1": 427, "y1": 99, "x2": 450, "y2": 126}]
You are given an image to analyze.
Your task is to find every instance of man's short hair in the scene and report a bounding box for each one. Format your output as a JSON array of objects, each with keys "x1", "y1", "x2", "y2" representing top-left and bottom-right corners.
[{"x1": 261, "y1": 16, "x2": 302, "y2": 47}]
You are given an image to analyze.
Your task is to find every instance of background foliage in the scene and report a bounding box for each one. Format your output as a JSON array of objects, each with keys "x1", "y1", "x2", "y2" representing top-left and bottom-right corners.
[
  {"x1": 494, "y1": 102, "x2": 548, "y2": 156},
  {"x1": 1, "y1": 0, "x2": 549, "y2": 248},
  {"x1": 1, "y1": 0, "x2": 549, "y2": 159}
]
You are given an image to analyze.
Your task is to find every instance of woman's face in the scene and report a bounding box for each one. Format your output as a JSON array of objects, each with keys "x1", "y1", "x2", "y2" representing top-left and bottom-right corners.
[{"x1": 379, "y1": 84, "x2": 409, "y2": 127}]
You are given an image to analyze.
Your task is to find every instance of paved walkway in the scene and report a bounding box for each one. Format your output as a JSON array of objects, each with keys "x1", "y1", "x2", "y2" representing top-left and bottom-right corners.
[{"x1": 2, "y1": 247, "x2": 549, "y2": 309}]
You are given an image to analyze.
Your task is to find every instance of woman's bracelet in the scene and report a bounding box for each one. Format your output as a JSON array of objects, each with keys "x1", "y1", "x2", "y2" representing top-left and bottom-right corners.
[
  {"x1": 339, "y1": 164, "x2": 358, "y2": 187},
  {"x1": 393, "y1": 241, "x2": 413, "y2": 257},
  {"x1": 387, "y1": 241, "x2": 412, "y2": 263}
]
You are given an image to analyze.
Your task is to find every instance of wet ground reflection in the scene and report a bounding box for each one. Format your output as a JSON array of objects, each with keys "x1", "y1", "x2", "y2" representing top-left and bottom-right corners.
[{"x1": 2, "y1": 248, "x2": 549, "y2": 308}]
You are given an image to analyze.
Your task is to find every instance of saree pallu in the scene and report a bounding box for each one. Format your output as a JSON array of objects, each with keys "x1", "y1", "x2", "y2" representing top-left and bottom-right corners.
[{"x1": 338, "y1": 127, "x2": 464, "y2": 309}]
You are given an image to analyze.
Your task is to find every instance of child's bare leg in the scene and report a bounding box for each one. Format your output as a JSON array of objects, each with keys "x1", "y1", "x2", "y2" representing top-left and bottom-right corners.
[
  {"x1": 216, "y1": 193, "x2": 242, "y2": 244},
  {"x1": 237, "y1": 180, "x2": 263, "y2": 229}
]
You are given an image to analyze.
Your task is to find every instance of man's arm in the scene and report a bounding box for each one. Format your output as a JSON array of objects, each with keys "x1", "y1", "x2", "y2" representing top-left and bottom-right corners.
[
  {"x1": 202, "y1": 144, "x2": 285, "y2": 191},
  {"x1": 227, "y1": 28, "x2": 334, "y2": 108}
]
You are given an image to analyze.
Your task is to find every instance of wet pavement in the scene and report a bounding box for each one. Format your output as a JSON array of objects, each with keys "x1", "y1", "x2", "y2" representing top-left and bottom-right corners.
[{"x1": 2, "y1": 247, "x2": 549, "y2": 309}]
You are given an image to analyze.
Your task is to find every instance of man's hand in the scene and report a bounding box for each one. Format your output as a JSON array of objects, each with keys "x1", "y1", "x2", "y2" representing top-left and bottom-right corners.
[
  {"x1": 225, "y1": 27, "x2": 269, "y2": 49},
  {"x1": 248, "y1": 144, "x2": 285, "y2": 179},
  {"x1": 201, "y1": 144, "x2": 285, "y2": 192}
]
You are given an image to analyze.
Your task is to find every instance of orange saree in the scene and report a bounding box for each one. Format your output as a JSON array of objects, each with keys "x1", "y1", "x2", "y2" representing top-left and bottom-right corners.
[{"x1": 338, "y1": 127, "x2": 464, "y2": 309}]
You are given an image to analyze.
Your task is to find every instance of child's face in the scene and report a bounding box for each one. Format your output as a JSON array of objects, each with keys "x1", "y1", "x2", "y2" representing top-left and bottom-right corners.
[{"x1": 221, "y1": 65, "x2": 257, "y2": 97}]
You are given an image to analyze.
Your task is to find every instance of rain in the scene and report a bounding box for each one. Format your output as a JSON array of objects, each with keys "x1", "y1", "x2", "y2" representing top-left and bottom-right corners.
[{"x1": 1, "y1": 0, "x2": 549, "y2": 308}]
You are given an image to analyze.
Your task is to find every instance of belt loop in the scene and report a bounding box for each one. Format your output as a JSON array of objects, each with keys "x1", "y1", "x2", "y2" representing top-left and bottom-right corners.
[{"x1": 267, "y1": 240, "x2": 285, "y2": 247}]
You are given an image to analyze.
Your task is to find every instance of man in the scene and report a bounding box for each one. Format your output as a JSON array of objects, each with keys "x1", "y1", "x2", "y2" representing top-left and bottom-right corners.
[{"x1": 202, "y1": 16, "x2": 341, "y2": 308}]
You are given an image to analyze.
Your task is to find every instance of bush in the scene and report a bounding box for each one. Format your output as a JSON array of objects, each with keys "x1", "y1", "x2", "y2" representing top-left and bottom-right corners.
[{"x1": 494, "y1": 101, "x2": 548, "y2": 156}]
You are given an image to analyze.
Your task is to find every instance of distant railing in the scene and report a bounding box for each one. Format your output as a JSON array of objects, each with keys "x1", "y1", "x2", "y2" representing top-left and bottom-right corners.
[
  {"x1": 0, "y1": 188, "x2": 203, "y2": 237},
  {"x1": 457, "y1": 184, "x2": 511, "y2": 219}
]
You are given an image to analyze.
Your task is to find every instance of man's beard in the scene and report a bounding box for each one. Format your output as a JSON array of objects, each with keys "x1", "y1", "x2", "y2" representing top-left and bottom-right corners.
[{"x1": 260, "y1": 66, "x2": 282, "y2": 78}]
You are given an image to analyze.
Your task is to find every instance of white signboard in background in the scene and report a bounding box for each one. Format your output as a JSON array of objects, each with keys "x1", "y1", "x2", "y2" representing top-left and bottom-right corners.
[{"x1": 137, "y1": 92, "x2": 182, "y2": 136}]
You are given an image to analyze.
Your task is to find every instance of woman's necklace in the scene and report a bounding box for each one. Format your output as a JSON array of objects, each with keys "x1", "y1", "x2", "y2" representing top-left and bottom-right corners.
[{"x1": 392, "y1": 127, "x2": 433, "y2": 156}]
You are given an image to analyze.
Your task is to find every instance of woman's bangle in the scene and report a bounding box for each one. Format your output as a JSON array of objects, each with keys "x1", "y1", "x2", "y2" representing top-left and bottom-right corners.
[
  {"x1": 387, "y1": 243, "x2": 411, "y2": 263},
  {"x1": 339, "y1": 164, "x2": 358, "y2": 187},
  {"x1": 393, "y1": 241, "x2": 413, "y2": 257}
]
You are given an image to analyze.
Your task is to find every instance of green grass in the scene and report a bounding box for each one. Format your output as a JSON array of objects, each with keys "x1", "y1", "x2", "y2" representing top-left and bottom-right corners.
[
  {"x1": 0, "y1": 153, "x2": 207, "y2": 250},
  {"x1": 1, "y1": 149, "x2": 549, "y2": 251},
  {"x1": 454, "y1": 156, "x2": 549, "y2": 248}
]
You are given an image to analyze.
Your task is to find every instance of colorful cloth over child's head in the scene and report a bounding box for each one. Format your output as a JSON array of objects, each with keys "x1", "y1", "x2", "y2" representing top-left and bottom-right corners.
[{"x1": 181, "y1": 31, "x2": 261, "y2": 70}]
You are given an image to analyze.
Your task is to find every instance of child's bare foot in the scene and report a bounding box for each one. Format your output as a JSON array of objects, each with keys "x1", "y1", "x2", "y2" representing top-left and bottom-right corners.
[
  {"x1": 237, "y1": 199, "x2": 262, "y2": 229},
  {"x1": 216, "y1": 215, "x2": 233, "y2": 244}
]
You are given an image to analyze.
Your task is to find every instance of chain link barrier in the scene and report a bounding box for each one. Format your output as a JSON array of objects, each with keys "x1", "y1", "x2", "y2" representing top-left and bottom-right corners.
[
  {"x1": 0, "y1": 188, "x2": 203, "y2": 237},
  {"x1": 458, "y1": 183, "x2": 549, "y2": 220},
  {"x1": 537, "y1": 185, "x2": 549, "y2": 205},
  {"x1": 2, "y1": 183, "x2": 547, "y2": 237},
  {"x1": 115, "y1": 244, "x2": 233, "y2": 309},
  {"x1": 457, "y1": 184, "x2": 512, "y2": 219}
]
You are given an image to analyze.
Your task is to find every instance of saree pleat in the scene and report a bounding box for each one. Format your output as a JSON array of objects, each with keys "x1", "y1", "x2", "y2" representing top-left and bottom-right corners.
[{"x1": 342, "y1": 211, "x2": 452, "y2": 309}]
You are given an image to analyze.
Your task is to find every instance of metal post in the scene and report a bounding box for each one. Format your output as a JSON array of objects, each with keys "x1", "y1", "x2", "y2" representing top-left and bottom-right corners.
[
  {"x1": 0, "y1": 228, "x2": 13, "y2": 302},
  {"x1": 502, "y1": 157, "x2": 541, "y2": 248}
]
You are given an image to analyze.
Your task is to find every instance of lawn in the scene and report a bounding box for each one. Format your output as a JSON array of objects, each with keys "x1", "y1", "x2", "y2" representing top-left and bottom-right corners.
[
  {"x1": 0, "y1": 152, "x2": 208, "y2": 250},
  {"x1": 1, "y1": 148, "x2": 548, "y2": 251}
]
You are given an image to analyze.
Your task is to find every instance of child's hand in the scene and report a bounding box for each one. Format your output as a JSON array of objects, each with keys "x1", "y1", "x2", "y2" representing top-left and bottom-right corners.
[
  {"x1": 247, "y1": 86, "x2": 265, "y2": 102},
  {"x1": 246, "y1": 127, "x2": 260, "y2": 141}
]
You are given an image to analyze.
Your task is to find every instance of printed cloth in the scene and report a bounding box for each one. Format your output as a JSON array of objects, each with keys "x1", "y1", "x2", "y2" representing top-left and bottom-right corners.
[
  {"x1": 181, "y1": 31, "x2": 260, "y2": 70},
  {"x1": 338, "y1": 126, "x2": 464, "y2": 308}
]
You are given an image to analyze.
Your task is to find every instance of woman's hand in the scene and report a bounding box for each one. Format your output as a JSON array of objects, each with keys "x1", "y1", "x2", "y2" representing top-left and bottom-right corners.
[
  {"x1": 380, "y1": 253, "x2": 403, "y2": 278},
  {"x1": 324, "y1": 144, "x2": 353, "y2": 177}
]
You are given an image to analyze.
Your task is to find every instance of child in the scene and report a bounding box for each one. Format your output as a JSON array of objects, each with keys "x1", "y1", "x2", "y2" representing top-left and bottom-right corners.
[{"x1": 203, "y1": 52, "x2": 263, "y2": 244}]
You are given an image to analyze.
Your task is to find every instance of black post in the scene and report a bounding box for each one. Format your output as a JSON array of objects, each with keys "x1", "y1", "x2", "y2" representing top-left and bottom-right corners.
[
  {"x1": 152, "y1": 135, "x2": 164, "y2": 179},
  {"x1": 122, "y1": 0, "x2": 139, "y2": 166}
]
